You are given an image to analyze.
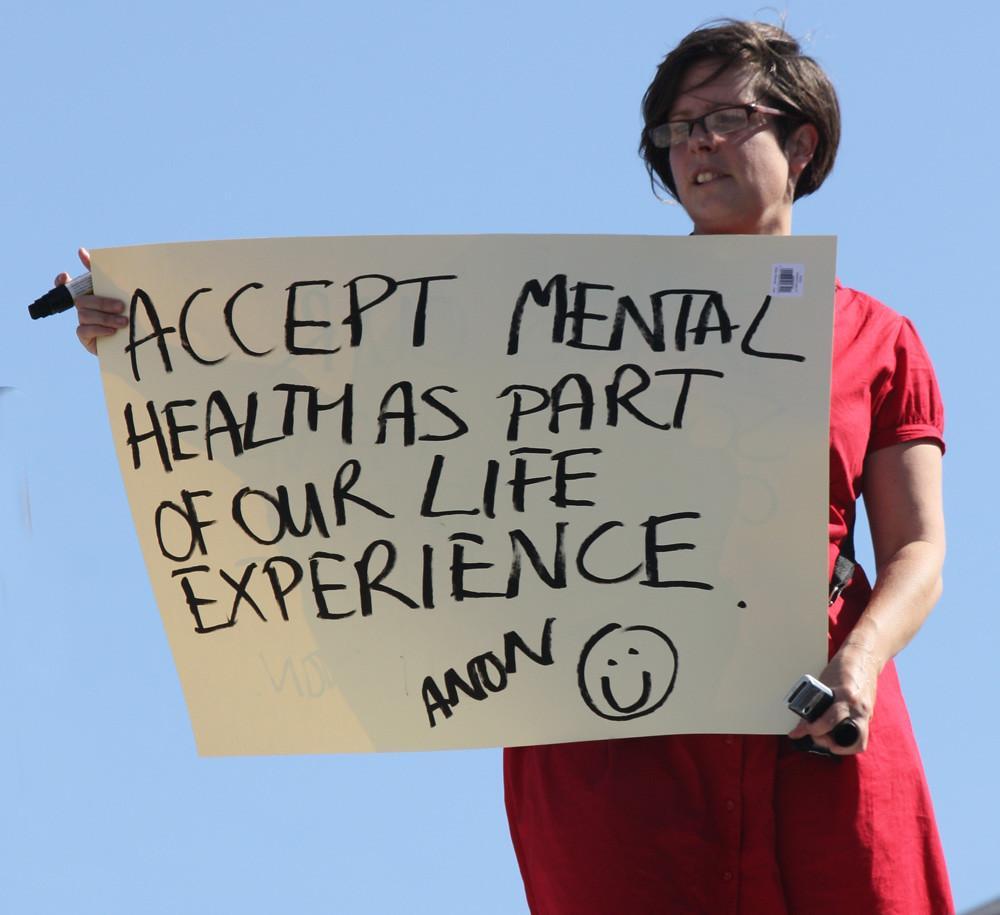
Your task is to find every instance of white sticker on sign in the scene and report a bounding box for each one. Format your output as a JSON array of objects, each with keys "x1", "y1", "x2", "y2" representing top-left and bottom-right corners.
[{"x1": 771, "y1": 263, "x2": 805, "y2": 296}]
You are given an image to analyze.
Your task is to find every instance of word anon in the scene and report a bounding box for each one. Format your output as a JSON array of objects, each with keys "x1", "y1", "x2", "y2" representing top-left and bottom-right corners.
[
  {"x1": 119, "y1": 271, "x2": 804, "y2": 383},
  {"x1": 421, "y1": 618, "x2": 556, "y2": 727}
]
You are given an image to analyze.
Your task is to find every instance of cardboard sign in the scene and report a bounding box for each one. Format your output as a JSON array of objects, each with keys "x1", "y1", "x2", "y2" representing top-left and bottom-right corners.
[{"x1": 93, "y1": 234, "x2": 835, "y2": 755}]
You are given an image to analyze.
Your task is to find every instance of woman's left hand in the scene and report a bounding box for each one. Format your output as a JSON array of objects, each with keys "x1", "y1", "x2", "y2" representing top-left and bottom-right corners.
[{"x1": 787, "y1": 642, "x2": 883, "y2": 755}]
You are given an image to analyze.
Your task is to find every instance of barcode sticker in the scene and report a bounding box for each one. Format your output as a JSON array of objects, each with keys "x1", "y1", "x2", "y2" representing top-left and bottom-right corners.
[{"x1": 771, "y1": 263, "x2": 805, "y2": 296}]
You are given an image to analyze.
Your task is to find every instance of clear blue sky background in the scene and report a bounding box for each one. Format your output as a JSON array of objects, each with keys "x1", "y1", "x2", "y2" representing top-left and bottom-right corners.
[{"x1": 2, "y1": 1, "x2": 997, "y2": 912}]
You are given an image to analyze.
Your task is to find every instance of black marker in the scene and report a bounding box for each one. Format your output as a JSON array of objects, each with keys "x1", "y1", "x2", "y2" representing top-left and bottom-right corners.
[{"x1": 28, "y1": 272, "x2": 93, "y2": 320}]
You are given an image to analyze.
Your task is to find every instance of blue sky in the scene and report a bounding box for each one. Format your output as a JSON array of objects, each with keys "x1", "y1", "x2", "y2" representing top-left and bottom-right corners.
[{"x1": 2, "y1": 1, "x2": 997, "y2": 912}]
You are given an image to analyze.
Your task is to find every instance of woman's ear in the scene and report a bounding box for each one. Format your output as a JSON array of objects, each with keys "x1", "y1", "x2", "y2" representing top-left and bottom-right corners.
[{"x1": 786, "y1": 122, "x2": 819, "y2": 180}]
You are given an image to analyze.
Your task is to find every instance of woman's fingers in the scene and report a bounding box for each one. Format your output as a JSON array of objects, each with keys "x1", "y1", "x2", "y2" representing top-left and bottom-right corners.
[
  {"x1": 787, "y1": 700, "x2": 862, "y2": 744},
  {"x1": 75, "y1": 294, "x2": 127, "y2": 356},
  {"x1": 76, "y1": 317, "x2": 124, "y2": 355},
  {"x1": 76, "y1": 324, "x2": 102, "y2": 356},
  {"x1": 808, "y1": 703, "x2": 867, "y2": 755},
  {"x1": 787, "y1": 688, "x2": 870, "y2": 755},
  {"x1": 77, "y1": 295, "x2": 126, "y2": 319},
  {"x1": 76, "y1": 299, "x2": 128, "y2": 330}
]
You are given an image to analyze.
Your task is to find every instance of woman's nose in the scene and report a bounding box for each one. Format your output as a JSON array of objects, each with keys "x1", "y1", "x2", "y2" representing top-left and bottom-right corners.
[{"x1": 687, "y1": 119, "x2": 719, "y2": 149}]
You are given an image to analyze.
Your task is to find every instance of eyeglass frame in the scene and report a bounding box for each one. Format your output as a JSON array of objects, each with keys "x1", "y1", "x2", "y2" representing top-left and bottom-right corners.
[{"x1": 649, "y1": 103, "x2": 787, "y2": 150}]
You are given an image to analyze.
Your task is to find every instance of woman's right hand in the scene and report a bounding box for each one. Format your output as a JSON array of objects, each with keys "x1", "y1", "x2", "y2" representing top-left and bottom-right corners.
[{"x1": 57, "y1": 247, "x2": 128, "y2": 355}]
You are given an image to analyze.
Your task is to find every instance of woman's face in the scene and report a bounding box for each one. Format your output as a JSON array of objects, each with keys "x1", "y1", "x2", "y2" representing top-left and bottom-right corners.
[{"x1": 667, "y1": 60, "x2": 815, "y2": 236}]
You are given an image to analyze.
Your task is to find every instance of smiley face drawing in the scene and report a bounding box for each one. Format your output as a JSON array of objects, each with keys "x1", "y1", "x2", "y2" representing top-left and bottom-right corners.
[{"x1": 577, "y1": 623, "x2": 678, "y2": 721}]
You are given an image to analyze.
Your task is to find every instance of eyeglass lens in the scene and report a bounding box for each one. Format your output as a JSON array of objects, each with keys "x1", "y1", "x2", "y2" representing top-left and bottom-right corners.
[{"x1": 653, "y1": 106, "x2": 752, "y2": 148}]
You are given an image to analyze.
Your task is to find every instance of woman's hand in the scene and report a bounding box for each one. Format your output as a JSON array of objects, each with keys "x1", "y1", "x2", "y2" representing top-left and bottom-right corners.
[
  {"x1": 56, "y1": 247, "x2": 128, "y2": 355},
  {"x1": 787, "y1": 643, "x2": 882, "y2": 754}
]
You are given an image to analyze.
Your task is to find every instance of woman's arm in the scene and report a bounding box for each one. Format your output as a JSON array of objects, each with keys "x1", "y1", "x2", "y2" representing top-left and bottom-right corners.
[{"x1": 788, "y1": 440, "x2": 945, "y2": 754}]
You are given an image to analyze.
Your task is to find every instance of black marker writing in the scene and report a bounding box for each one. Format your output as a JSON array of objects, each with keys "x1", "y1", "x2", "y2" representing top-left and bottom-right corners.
[
  {"x1": 507, "y1": 276, "x2": 803, "y2": 362},
  {"x1": 123, "y1": 272, "x2": 460, "y2": 381},
  {"x1": 421, "y1": 617, "x2": 556, "y2": 727},
  {"x1": 499, "y1": 364, "x2": 724, "y2": 441},
  {"x1": 171, "y1": 508, "x2": 711, "y2": 634}
]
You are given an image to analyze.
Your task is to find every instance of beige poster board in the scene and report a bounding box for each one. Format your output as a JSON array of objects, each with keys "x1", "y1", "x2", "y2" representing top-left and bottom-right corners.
[{"x1": 93, "y1": 235, "x2": 835, "y2": 755}]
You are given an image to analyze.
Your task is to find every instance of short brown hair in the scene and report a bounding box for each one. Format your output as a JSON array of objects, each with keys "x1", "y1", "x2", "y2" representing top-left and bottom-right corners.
[{"x1": 639, "y1": 20, "x2": 840, "y2": 201}]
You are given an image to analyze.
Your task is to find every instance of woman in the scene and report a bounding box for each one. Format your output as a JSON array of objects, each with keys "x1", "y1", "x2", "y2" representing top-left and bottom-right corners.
[
  {"x1": 65, "y1": 20, "x2": 951, "y2": 914},
  {"x1": 502, "y1": 21, "x2": 953, "y2": 915}
]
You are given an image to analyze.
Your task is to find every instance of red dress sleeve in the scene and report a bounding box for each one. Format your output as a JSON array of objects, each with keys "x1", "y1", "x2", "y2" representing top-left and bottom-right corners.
[
  {"x1": 828, "y1": 286, "x2": 946, "y2": 554},
  {"x1": 869, "y1": 316, "x2": 945, "y2": 454}
]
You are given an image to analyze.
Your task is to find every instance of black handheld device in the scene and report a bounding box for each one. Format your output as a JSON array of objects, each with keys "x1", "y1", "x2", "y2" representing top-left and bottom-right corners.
[{"x1": 785, "y1": 674, "x2": 861, "y2": 753}]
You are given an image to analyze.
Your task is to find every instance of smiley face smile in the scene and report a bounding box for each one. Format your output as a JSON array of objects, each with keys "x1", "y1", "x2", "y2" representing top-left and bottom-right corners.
[{"x1": 601, "y1": 667, "x2": 653, "y2": 714}]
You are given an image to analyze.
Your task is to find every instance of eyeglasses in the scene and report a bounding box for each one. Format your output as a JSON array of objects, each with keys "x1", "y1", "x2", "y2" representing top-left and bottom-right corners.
[{"x1": 649, "y1": 103, "x2": 785, "y2": 149}]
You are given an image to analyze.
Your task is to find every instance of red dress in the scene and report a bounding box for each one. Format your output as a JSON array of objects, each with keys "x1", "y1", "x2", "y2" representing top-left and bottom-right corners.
[{"x1": 503, "y1": 283, "x2": 953, "y2": 914}]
